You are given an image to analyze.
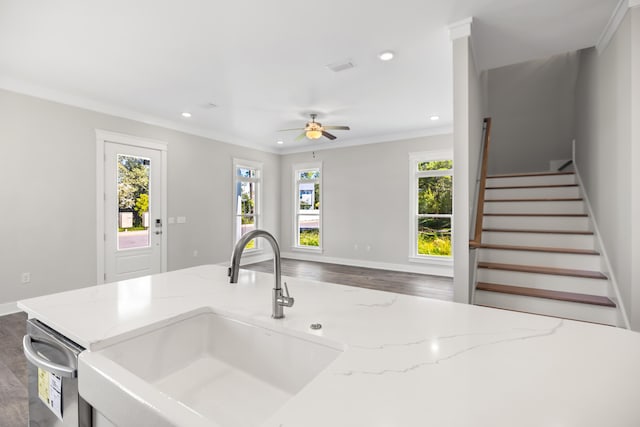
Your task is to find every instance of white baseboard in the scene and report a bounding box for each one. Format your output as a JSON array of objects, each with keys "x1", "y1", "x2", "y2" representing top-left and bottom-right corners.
[
  {"x1": 573, "y1": 141, "x2": 630, "y2": 329},
  {"x1": 0, "y1": 301, "x2": 20, "y2": 316},
  {"x1": 280, "y1": 251, "x2": 453, "y2": 277}
]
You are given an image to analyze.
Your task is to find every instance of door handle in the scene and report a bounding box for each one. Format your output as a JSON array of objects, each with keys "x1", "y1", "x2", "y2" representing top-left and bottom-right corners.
[{"x1": 23, "y1": 335, "x2": 77, "y2": 378}]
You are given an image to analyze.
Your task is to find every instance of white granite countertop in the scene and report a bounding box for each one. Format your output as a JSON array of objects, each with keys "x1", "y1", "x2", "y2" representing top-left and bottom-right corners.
[{"x1": 18, "y1": 264, "x2": 640, "y2": 426}]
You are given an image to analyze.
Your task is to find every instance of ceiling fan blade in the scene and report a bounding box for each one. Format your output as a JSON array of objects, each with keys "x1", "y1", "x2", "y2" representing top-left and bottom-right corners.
[
  {"x1": 322, "y1": 131, "x2": 337, "y2": 140},
  {"x1": 278, "y1": 128, "x2": 305, "y2": 132},
  {"x1": 295, "y1": 132, "x2": 307, "y2": 141},
  {"x1": 323, "y1": 125, "x2": 350, "y2": 130}
]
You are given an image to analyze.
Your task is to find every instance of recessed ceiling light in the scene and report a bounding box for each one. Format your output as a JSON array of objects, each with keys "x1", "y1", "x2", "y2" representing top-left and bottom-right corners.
[
  {"x1": 276, "y1": 140, "x2": 284, "y2": 145},
  {"x1": 378, "y1": 51, "x2": 395, "y2": 61},
  {"x1": 181, "y1": 112, "x2": 192, "y2": 118},
  {"x1": 429, "y1": 115, "x2": 440, "y2": 121}
]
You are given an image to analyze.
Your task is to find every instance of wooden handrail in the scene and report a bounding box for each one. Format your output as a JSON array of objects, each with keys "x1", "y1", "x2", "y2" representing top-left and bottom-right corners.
[{"x1": 469, "y1": 117, "x2": 492, "y2": 247}]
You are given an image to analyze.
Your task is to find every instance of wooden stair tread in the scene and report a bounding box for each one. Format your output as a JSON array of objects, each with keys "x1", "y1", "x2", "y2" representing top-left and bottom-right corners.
[
  {"x1": 485, "y1": 198, "x2": 583, "y2": 202},
  {"x1": 486, "y1": 184, "x2": 578, "y2": 190},
  {"x1": 475, "y1": 304, "x2": 615, "y2": 326},
  {"x1": 487, "y1": 171, "x2": 575, "y2": 178},
  {"x1": 484, "y1": 213, "x2": 587, "y2": 217},
  {"x1": 476, "y1": 282, "x2": 616, "y2": 307},
  {"x1": 478, "y1": 244, "x2": 599, "y2": 255},
  {"x1": 483, "y1": 228, "x2": 593, "y2": 235},
  {"x1": 478, "y1": 262, "x2": 607, "y2": 280}
]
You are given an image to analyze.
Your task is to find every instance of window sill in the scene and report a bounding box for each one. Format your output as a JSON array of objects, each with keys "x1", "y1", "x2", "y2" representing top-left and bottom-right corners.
[
  {"x1": 292, "y1": 246, "x2": 323, "y2": 254},
  {"x1": 408, "y1": 255, "x2": 453, "y2": 266}
]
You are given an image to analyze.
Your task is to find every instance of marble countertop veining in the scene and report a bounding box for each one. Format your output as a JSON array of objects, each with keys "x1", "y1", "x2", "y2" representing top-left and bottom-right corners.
[{"x1": 18, "y1": 264, "x2": 640, "y2": 426}]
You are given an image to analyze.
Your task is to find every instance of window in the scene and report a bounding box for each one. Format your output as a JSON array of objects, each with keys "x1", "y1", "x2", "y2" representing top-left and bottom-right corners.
[
  {"x1": 233, "y1": 159, "x2": 262, "y2": 250},
  {"x1": 294, "y1": 164, "x2": 322, "y2": 250},
  {"x1": 410, "y1": 152, "x2": 453, "y2": 259}
]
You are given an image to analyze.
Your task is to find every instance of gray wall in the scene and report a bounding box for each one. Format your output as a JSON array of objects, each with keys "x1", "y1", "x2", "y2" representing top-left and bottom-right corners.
[
  {"x1": 0, "y1": 89, "x2": 280, "y2": 306},
  {"x1": 574, "y1": 7, "x2": 640, "y2": 330},
  {"x1": 487, "y1": 53, "x2": 579, "y2": 174},
  {"x1": 279, "y1": 134, "x2": 453, "y2": 276}
]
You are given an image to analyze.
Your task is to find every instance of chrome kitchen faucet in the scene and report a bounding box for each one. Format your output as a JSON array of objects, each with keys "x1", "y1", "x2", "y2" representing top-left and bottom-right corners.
[{"x1": 228, "y1": 229, "x2": 294, "y2": 318}]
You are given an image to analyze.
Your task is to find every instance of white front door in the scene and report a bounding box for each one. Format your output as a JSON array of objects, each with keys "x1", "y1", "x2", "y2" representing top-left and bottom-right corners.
[{"x1": 103, "y1": 141, "x2": 164, "y2": 282}]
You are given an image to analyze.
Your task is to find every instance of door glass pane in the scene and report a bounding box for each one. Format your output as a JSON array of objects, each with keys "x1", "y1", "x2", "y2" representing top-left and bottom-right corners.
[
  {"x1": 298, "y1": 170, "x2": 320, "y2": 180},
  {"x1": 418, "y1": 160, "x2": 453, "y2": 171},
  {"x1": 299, "y1": 182, "x2": 319, "y2": 211},
  {"x1": 298, "y1": 215, "x2": 319, "y2": 247},
  {"x1": 237, "y1": 215, "x2": 256, "y2": 249},
  {"x1": 418, "y1": 176, "x2": 452, "y2": 214},
  {"x1": 237, "y1": 167, "x2": 257, "y2": 178},
  {"x1": 238, "y1": 182, "x2": 257, "y2": 215},
  {"x1": 117, "y1": 154, "x2": 150, "y2": 250},
  {"x1": 417, "y1": 217, "x2": 451, "y2": 256}
]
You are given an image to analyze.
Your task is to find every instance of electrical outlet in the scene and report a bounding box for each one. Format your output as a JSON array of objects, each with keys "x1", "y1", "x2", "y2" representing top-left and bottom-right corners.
[
  {"x1": 21, "y1": 272, "x2": 31, "y2": 284},
  {"x1": 193, "y1": 250, "x2": 198, "y2": 257}
]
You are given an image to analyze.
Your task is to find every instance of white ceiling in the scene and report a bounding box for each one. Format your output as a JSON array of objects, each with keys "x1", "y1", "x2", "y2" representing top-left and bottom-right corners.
[{"x1": 0, "y1": 0, "x2": 619, "y2": 153}]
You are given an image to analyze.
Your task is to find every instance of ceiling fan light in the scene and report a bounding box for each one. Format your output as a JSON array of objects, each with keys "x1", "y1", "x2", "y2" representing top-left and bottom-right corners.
[{"x1": 306, "y1": 130, "x2": 323, "y2": 139}]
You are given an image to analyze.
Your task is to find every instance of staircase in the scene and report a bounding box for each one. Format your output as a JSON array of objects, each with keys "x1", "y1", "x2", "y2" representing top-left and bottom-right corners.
[{"x1": 473, "y1": 170, "x2": 619, "y2": 326}]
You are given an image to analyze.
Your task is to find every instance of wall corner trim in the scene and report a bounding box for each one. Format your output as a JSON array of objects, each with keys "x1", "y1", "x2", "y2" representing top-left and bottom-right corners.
[
  {"x1": 596, "y1": 0, "x2": 632, "y2": 54},
  {"x1": 448, "y1": 17, "x2": 473, "y2": 41}
]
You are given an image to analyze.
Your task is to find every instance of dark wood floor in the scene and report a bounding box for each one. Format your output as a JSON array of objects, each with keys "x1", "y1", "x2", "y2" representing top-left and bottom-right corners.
[
  {"x1": 243, "y1": 258, "x2": 453, "y2": 301},
  {"x1": 0, "y1": 260, "x2": 451, "y2": 427},
  {"x1": 0, "y1": 311, "x2": 28, "y2": 427}
]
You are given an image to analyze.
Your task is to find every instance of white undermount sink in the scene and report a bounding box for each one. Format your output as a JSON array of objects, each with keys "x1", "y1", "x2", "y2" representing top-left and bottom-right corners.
[{"x1": 79, "y1": 309, "x2": 343, "y2": 427}]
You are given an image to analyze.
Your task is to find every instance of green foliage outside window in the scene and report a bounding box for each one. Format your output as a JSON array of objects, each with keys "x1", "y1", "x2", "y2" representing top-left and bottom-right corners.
[
  {"x1": 299, "y1": 229, "x2": 319, "y2": 246},
  {"x1": 417, "y1": 160, "x2": 452, "y2": 256},
  {"x1": 118, "y1": 155, "x2": 150, "y2": 228}
]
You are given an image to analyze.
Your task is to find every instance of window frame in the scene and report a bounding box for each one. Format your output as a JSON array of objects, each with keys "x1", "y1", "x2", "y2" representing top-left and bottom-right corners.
[
  {"x1": 408, "y1": 150, "x2": 454, "y2": 264},
  {"x1": 293, "y1": 162, "x2": 323, "y2": 252},
  {"x1": 233, "y1": 158, "x2": 263, "y2": 253}
]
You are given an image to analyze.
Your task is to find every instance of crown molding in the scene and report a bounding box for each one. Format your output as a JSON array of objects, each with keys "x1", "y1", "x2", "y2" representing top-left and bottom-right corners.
[
  {"x1": 0, "y1": 75, "x2": 279, "y2": 154},
  {"x1": 596, "y1": 0, "x2": 636, "y2": 54},
  {"x1": 448, "y1": 17, "x2": 473, "y2": 41}
]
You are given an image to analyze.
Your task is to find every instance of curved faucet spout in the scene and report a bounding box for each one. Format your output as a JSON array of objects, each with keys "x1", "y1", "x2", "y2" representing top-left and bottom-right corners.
[{"x1": 228, "y1": 229, "x2": 293, "y2": 318}]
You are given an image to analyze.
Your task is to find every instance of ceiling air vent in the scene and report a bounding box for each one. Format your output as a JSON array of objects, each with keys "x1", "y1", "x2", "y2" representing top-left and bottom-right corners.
[{"x1": 326, "y1": 60, "x2": 354, "y2": 73}]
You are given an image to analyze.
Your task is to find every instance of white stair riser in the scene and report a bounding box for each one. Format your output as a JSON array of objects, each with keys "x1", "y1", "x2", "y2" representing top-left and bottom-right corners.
[
  {"x1": 485, "y1": 186, "x2": 579, "y2": 200},
  {"x1": 477, "y1": 268, "x2": 609, "y2": 296},
  {"x1": 483, "y1": 216, "x2": 591, "y2": 231},
  {"x1": 474, "y1": 291, "x2": 618, "y2": 326},
  {"x1": 486, "y1": 174, "x2": 576, "y2": 187},
  {"x1": 484, "y1": 200, "x2": 586, "y2": 214},
  {"x1": 478, "y1": 249, "x2": 600, "y2": 270},
  {"x1": 481, "y1": 231, "x2": 595, "y2": 250}
]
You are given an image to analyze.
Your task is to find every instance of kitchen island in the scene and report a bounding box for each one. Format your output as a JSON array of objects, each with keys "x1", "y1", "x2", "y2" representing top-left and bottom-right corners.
[{"x1": 18, "y1": 264, "x2": 640, "y2": 426}]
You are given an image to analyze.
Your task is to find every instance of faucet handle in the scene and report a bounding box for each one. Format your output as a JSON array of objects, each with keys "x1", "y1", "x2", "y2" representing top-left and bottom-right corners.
[{"x1": 279, "y1": 282, "x2": 295, "y2": 307}]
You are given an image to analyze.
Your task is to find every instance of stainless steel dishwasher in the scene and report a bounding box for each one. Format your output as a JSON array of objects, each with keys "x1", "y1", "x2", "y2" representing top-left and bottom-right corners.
[{"x1": 23, "y1": 319, "x2": 93, "y2": 427}]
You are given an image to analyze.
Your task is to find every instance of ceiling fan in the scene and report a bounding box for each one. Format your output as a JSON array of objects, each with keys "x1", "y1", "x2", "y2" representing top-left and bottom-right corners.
[{"x1": 279, "y1": 114, "x2": 350, "y2": 141}]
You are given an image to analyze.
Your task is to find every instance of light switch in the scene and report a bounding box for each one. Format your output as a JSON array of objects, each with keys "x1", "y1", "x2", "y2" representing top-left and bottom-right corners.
[
  {"x1": 168, "y1": 217, "x2": 175, "y2": 224},
  {"x1": 177, "y1": 216, "x2": 187, "y2": 224}
]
